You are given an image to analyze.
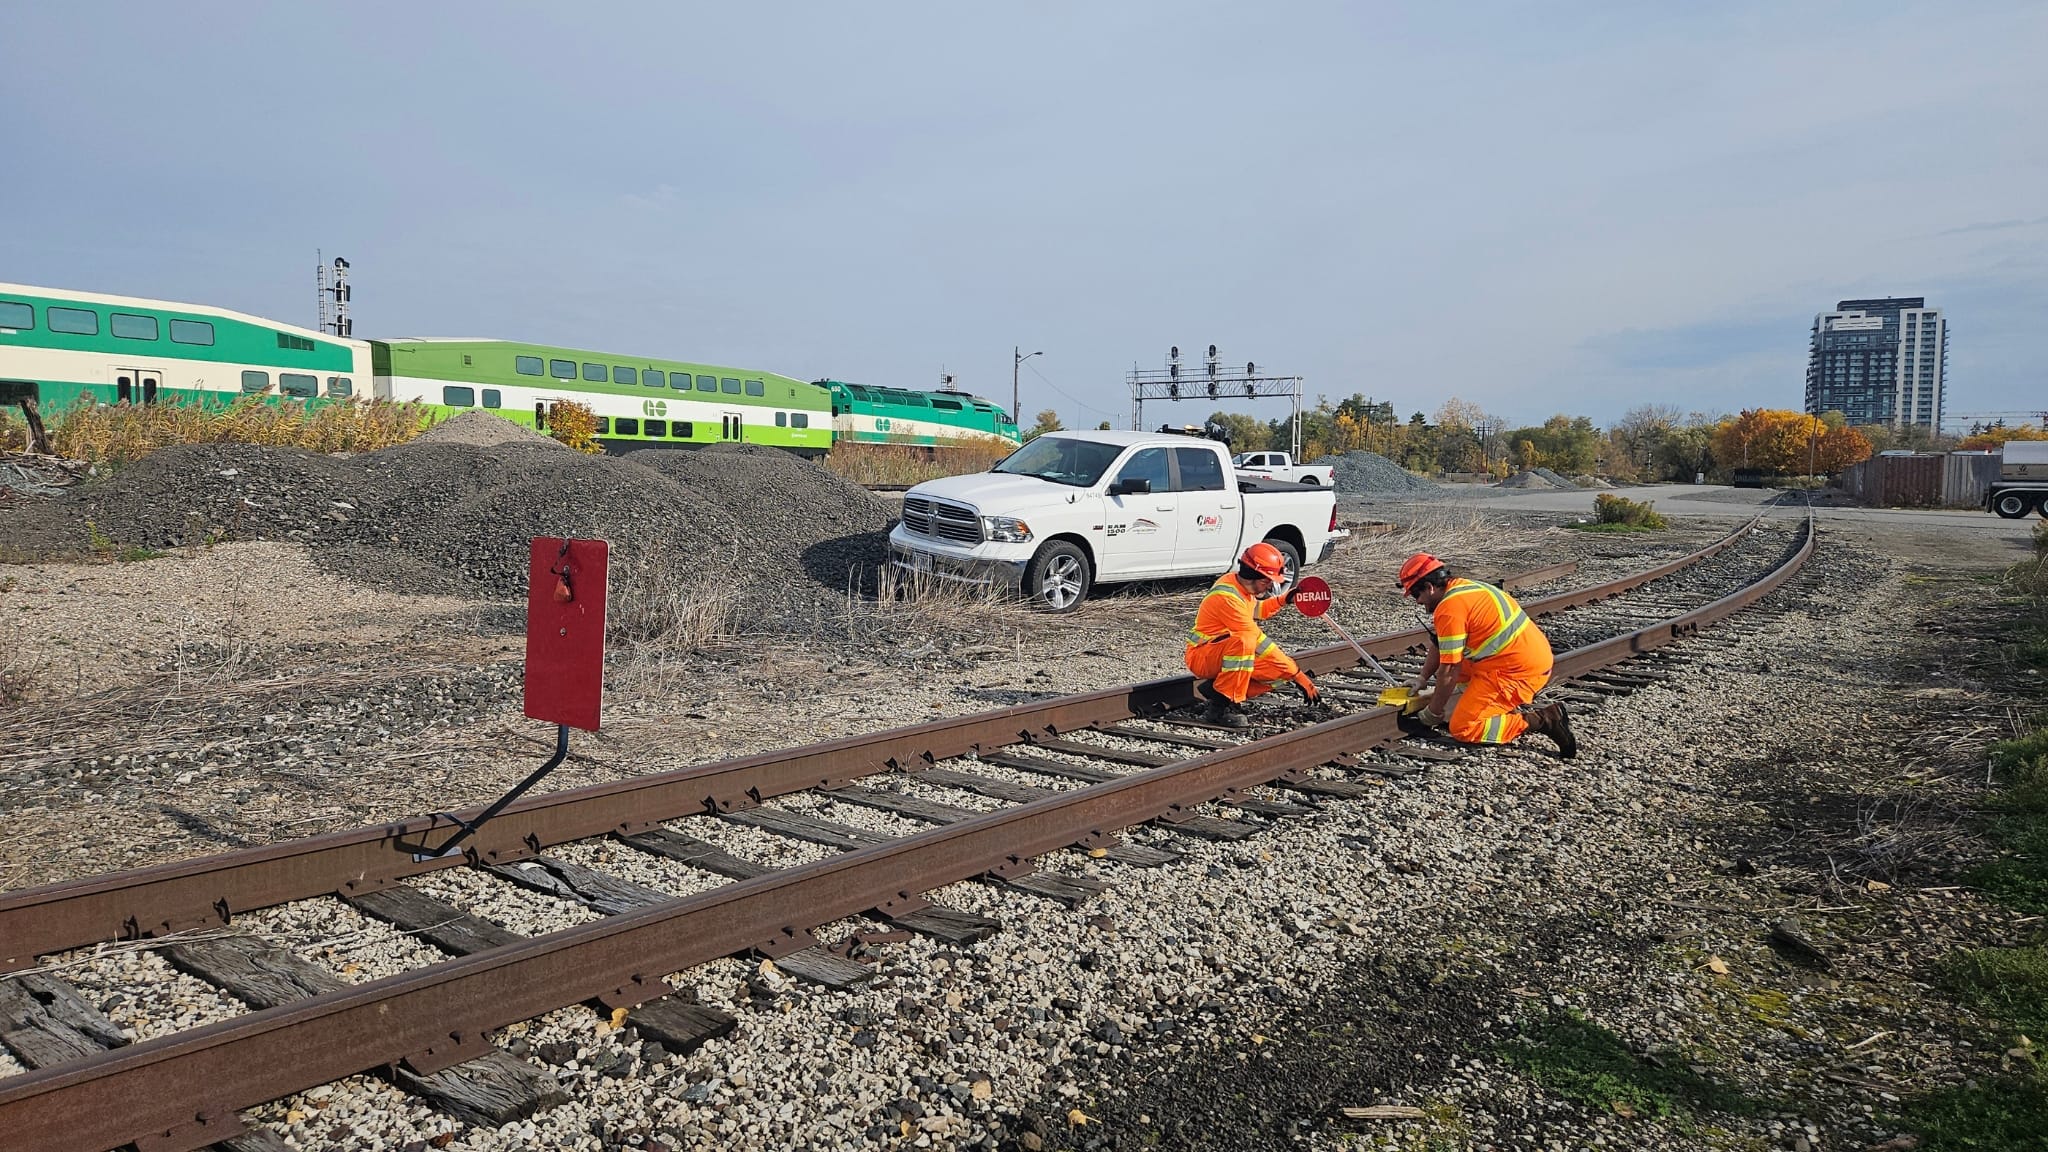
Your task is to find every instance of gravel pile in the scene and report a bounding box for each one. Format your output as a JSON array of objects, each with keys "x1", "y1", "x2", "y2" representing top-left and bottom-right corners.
[
  {"x1": 1327, "y1": 452, "x2": 1440, "y2": 496},
  {"x1": 1532, "y1": 466, "x2": 1580, "y2": 489},
  {"x1": 1498, "y1": 469, "x2": 1570, "y2": 490},
  {"x1": 416, "y1": 410, "x2": 568, "y2": 450},
  {"x1": 0, "y1": 440, "x2": 897, "y2": 602}
]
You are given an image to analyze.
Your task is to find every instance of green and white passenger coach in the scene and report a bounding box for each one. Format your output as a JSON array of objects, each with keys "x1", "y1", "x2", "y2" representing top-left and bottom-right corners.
[{"x1": 0, "y1": 282, "x2": 1020, "y2": 456}]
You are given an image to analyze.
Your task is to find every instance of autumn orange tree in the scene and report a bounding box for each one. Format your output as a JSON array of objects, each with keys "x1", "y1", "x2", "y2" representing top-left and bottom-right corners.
[
  {"x1": 1712, "y1": 409, "x2": 1870, "y2": 476},
  {"x1": 1958, "y1": 424, "x2": 2048, "y2": 451}
]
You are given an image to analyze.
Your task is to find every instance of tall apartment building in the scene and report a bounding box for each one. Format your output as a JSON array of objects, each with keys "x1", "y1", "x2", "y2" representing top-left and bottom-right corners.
[{"x1": 1804, "y1": 297, "x2": 1946, "y2": 429}]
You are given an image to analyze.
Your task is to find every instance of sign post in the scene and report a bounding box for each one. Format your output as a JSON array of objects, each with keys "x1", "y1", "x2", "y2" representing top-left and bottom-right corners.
[
  {"x1": 424, "y1": 538, "x2": 608, "y2": 858},
  {"x1": 1291, "y1": 575, "x2": 1415, "y2": 708}
]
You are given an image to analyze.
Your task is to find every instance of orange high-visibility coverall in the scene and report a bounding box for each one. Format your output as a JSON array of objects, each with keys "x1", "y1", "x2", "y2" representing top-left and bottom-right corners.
[
  {"x1": 1184, "y1": 573, "x2": 1313, "y2": 703},
  {"x1": 1430, "y1": 577, "x2": 1553, "y2": 744}
]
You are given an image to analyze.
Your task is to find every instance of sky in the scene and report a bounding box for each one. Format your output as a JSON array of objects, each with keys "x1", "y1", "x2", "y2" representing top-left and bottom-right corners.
[{"x1": 3, "y1": 2, "x2": 2043, "y2": 431}]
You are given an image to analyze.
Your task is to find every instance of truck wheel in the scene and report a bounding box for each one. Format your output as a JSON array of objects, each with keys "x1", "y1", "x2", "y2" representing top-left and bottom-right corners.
[
  {"x1": 1995, "y1": 492, "x2": 2033, "y2": 518},
  {"x1": 1263, "y1": 536, "x2": 1302, "y2": 587},
  {"x1": 1301, "y1": 475, "x2": 1320, "y2": 485},
  {"x1": 1024, "y1": 540, "x2": 1092, "y2": 612}
]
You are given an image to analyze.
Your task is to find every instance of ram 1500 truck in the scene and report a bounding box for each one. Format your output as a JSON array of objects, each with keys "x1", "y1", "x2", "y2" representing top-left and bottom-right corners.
[
  {"x1": 1230, "y1": 450, "x2": 1336, "y2": 486},
  {"x1": 889, "y1": 430, "x2": 1346, "y2": 611}
]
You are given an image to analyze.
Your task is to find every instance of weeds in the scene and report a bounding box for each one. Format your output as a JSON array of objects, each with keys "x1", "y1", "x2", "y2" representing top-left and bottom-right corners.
[
  {"x1": 25, "y1": 396, "x2": 433, "y2": 467},
  {"x1": 824, "y1": 439, "x2": 1013, "y2": 487},
  {"x1": 1499, "y1": 1009, "x2": 1761, "y2": 1120},
  {"x1": 1901, "y1": 1076, "x2": 2048, "y2": 1152}
]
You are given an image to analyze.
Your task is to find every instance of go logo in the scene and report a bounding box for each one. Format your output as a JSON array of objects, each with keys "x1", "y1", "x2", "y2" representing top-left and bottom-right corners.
[{"x1": 642, "y1": 399, "x2": 667, "y2": 417}]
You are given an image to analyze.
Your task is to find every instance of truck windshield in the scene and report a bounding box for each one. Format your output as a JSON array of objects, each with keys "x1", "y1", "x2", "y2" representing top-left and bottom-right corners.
[{"x1": 992, "y1": 437, "x2": 1125, "y2": 488}]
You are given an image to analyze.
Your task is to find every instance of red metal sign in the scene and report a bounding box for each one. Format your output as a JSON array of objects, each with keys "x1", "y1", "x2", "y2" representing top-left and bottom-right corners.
[
  {"x1": 524, "y1": 538, "x2": 608, "y2": 731},
  {"x1": 1291, "y1": 575, "x2": 1333, "y2": 618}
]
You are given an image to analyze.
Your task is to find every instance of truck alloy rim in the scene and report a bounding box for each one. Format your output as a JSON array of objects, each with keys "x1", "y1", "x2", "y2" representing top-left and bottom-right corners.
[{"x1": 1040, "y1": 555, "x2": 1085, "y2": 608}]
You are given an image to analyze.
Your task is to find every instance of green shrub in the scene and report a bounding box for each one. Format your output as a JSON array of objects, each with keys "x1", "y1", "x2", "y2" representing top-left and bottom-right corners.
[{"x1": 1591, "y1": 493, "x2": 1668, "y2": 530}]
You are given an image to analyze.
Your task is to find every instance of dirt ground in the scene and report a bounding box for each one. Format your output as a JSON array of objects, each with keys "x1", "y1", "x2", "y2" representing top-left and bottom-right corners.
[{"x1": 1, "y1": 505, "x2": 2038, "y2": 1151}]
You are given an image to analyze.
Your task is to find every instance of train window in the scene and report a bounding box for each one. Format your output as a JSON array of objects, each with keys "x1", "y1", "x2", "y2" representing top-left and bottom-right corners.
[
  {"x1": 696, "y1": 374, "x2": 717, "y2": 392},
  {"x1": 930, "y1": 397, "x2": 962, "y2": 410},
  {"x1": 48, "y1": 306, "x2": 99, "y2": 335},
  {"x1": 583, "y1": 362, "x2": 606, "y2": 382},
  {"x1": 774, "y1": 411, "x2": 787, "y2": 427},
  {"x1": 550, "y1": 359, "x2": 577, "y2": 379},
  {"x1": 280, "y1": 373, "x2": 318, "y2": 398},
  {"x1": 443, "y1": 385, "x2": 476, "y2": 406},
  {"x1": 275, "y1": 332, "x2": 316, "y2": 351},
  {"x1": 669, "y1": 371, "x2": 691, "y2": 390},
  {"x1": 240, "y1": 370, "x2": 270, "y2": 393},
  {"x1": 515, "y1": 356, "x2": 544, "y2": 376},
  {"x1": 613, "y1": 366, "x2": 637, "y2": 385},
  {"x1": 482, "y1": 389, "x2": 502, "y2": 409},
  {"x1": 791, "y1": 412, "x2": 809, "y2": 429},
  {"x1": 721, "y1": 377, "x2": 741, "y2": 394},
  {"x1": 0, "y1": 300, "x2": 32, "y2": 329},
  {"x1": 645, "y1": 369, "x2": 665, "y2": 387},
  {"x1": 672, "y1": 421, "x2": 692, "y2": 438},
  {"x1": 744, "y1": 379, "x2": 765, "y2": 397},
  {"x1": 644, "y1": 419, "x2": 666, "y2": 437},
  {"x1": 326, "y1": 376, "x2": 353, "y2": 398},
  {"x1": 169, "y1": 319, "x2": 214, "y2": 345},
  {"x1": 615, "y1": 417, "x2": 639, "y2": 436},
  {"x1": 595, "y1": 416, "x2": 610, "y2": 433},
  {"x1": 111, "y1": 313, "x2": 160, "y2": 341}
]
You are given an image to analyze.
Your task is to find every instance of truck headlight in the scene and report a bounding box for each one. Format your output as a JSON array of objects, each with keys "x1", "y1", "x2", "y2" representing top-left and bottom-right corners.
[{"x1": 982, "y1": 516, "x2": 1033, "y2": 543}]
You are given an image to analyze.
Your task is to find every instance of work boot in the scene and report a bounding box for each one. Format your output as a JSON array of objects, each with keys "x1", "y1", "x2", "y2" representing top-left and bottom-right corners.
[
  {"x1": 1205, "y1": 698, "x2": 1251, "y2": 728},
  {"x1": 1525, "y1": 701, "x2": 1577, "y2": 759}
]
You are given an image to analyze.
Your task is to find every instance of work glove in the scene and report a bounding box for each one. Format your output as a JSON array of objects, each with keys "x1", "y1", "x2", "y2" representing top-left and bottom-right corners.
[{"x1": 1415, "y1": 707, "x2": 1446, "y2": 730}]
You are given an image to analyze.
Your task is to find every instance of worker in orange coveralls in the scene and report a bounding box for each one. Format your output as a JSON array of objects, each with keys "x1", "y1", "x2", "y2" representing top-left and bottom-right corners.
[
  {"x1": 1184, "y1": 542, "x2": 1323, "y2": 728},
  {"x1": 1396, "y1": 553, "x2": 1577, "y2": 758}
]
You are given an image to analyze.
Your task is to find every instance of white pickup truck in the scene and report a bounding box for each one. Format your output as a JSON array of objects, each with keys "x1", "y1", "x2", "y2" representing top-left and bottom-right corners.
[
  {"x1": 1231, "y1": 450, "x2": 1335, "y2": 486},
  {"x1": 889, "y1": 430, "x2": 1345, "y2": 611}
]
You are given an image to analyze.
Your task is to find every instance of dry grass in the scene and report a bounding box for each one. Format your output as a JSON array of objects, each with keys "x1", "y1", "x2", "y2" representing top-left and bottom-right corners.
[
  {"x1": 0, "y1": 397, "x2": 433, "y2": 466},
  {"x1": 824, "y1": 439, "x2": 1013, "y2": 487}
]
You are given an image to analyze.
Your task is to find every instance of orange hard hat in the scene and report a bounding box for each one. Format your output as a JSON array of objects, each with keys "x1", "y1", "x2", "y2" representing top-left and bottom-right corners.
[
  {"x1": 1396, "y1": 552, "x2": 1445, "y2": 594},
  {"x1": 1240, "y1": 541, "x2": 1288, "y2": 581}
]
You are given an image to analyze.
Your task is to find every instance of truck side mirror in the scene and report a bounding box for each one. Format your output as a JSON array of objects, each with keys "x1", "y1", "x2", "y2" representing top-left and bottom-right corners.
[{"x1": 1110, "y1": 477, "x2": 1151, "y2": 496}]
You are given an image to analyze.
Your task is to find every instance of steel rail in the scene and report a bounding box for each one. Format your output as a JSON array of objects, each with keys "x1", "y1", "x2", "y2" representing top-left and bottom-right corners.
[
  {"x1": 0, "y1": 515, "x2": 1808, "y2": 1152},
  {"x1": 0, "y1": 520, "x2": 1762, "y2": 970}
]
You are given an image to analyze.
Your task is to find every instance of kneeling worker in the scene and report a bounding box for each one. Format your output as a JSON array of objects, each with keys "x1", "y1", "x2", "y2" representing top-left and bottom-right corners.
[
  {"x1": 1396, "y1": 553, "x2": 1577, "y2": 758},
  {"x1": 1185, "y1": 542, "x2": 1321, "y2": 727}
]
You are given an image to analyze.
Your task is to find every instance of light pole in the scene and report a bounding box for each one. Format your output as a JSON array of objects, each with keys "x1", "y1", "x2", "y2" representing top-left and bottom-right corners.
[{"x1": 1012, "y1": 347, "x2": 1042, "y2": 428}]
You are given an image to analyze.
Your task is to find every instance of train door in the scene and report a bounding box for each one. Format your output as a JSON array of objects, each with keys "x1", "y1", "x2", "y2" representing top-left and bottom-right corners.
[
  {"x1": 112, "y1": 365, "x2": 164, "y2": 405},
  {"x1": 720, "y1": 412, "x2": 743, "y2": 441}
]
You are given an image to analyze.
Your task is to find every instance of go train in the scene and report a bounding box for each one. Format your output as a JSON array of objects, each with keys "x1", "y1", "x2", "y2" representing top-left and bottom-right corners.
[{"x1": 0, "y1": 282, "x2": 1020, "y2": 455}]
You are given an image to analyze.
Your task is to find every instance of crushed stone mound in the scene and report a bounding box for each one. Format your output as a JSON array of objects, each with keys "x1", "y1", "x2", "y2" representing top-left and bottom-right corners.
[
  {"x1": 414, "y1": 410, "x2": 566, "y2": 450},
  {"x1": 0, "y1": 439, "x2": 898, "y2": 604},
  {"x1": 1500, "y1": 469, "x2": 1575, "y2": 490},
  {"x1": 1532, "y1": 466, "x2": 1580, "y2": 489},
  {"x1": 1328, "y1": 451, "x2": 1440, "y2": 495}
]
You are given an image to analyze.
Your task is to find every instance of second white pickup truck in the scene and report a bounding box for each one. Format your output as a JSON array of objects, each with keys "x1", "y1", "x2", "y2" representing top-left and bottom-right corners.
[
  {"x1": 1231, "y1": 450, "x2": 1335, "y2": 486},
  {"x1": 889, "y1": 430, "x2": 1345, "y2": 611}
]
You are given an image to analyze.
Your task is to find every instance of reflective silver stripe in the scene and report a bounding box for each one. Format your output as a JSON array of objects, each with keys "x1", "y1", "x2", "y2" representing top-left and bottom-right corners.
[{"x1": 1466, "y1": 582, "x2": 1530, "y2": 660}]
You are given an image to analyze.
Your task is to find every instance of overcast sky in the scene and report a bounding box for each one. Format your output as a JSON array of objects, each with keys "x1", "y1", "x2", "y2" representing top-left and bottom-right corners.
[{"x1": 4, "y1": 2, "x2": 2042, "y2": 429}]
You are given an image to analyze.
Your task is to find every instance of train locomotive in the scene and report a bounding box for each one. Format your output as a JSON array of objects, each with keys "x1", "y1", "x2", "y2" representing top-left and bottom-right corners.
[{"x1": 0, "y1": 282, "x2": 1020, "y2": 456}]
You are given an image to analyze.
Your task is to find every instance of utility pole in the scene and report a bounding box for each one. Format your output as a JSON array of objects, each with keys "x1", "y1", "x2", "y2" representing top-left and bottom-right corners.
[{"x1": 1013, "y1": 347, "x2": 1042, "y2": 427}]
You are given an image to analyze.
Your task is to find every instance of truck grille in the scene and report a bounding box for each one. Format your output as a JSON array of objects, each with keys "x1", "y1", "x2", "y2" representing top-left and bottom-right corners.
[{"x1": 900, "y1": 496, "x2": 983, "y2": 544}]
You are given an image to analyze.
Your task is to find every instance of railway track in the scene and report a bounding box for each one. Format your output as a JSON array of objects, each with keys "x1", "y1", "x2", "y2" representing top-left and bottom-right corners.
[{"x1": 0, "y1": 515, "x2": 1814, "y2": 1152}]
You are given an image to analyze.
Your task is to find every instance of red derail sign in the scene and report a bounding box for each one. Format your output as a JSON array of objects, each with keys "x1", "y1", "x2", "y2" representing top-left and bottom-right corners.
[
  {"x1": 1291, "y1": 575, "x2": 1333, "y2": 618},
  {"x1": 524, "y1": 537, "x2": 608, "y2": 731}
]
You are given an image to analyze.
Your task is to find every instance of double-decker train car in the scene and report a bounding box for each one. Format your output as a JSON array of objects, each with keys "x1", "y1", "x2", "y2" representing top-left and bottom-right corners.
[
  {"x1": 376, "y1": 339, "x2": 831, "y2": 456},
  {"x1": 0, "y1": 281, "x2": 371, "y2": 412},
  {"x1": 821, "y1": 380, "x2": 1018, "y2": 446},
  {"x1": 0, "y1": 283, "x2": 1019, "y2": 457}
]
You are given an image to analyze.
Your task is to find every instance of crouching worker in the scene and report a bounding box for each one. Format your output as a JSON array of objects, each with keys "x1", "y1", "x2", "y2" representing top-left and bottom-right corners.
[
  {"x1": 1395, "y1": 553, "x2": 1577, "y2": 758},
  {"x1": 1184, "y1": 542, "x2": 1321, "y2": 728}
]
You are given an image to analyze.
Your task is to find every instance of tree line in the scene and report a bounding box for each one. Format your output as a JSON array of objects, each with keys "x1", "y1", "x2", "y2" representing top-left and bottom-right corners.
[{"x1": 1018, "y1": 396, "x2": 2048, "y2": 482}]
